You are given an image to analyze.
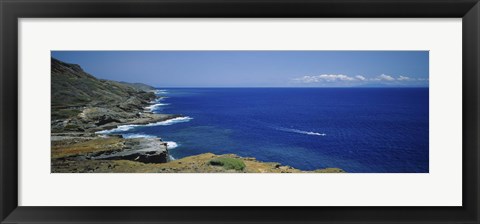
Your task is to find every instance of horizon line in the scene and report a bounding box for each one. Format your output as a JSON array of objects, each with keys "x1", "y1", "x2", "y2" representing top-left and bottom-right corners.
[{"x1": 153, "y1": 86, "x2": 429, "y2": 89}]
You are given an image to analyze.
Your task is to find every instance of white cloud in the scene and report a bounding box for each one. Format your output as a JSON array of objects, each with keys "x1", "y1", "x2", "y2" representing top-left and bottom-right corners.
[
  {"x1": 355, "y1": 75, "x2": 366, "y2": 81},
  {"x1": 293, "y1": 75, "x2": 318, "y2": 83},
  {"x1": 292, "y1": 73, "x2": 428, "y2": 86},
  {"x1": 293, "y1": 74, "x2": 358, "y2": 83},
  {"x1": 294, "y1": 74, "x2": 401, "y2": 83},
  {"x1": 321, "y1": 74, "x2": 355, "y2": 81},
  {"x1": 397, "y1": 75, "x2": 411, "y2": 81},
  {"x1": 373, "y1": 74, "x2": 395, "y2": 81}
]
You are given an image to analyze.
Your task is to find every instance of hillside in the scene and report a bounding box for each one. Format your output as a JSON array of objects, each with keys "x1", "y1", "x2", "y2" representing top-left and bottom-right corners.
[
  {"x1": 119, "y1": 81, "x2": 156, "y2": 92},
  {"x1": 51, "y1": 57, "x2": 175, "y2": 133},
  {"x1": 51, "y1": 57, "x2": 155, "y2": 110}
]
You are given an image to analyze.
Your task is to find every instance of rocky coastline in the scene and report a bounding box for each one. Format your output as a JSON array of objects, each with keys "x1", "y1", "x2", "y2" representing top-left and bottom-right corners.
[{"x1": 51, "y1": 57, "x2": 345, "y2": 173}]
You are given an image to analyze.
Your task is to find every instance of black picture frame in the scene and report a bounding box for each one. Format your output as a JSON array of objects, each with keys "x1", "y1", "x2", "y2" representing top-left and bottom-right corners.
[{"x1": 1, "y1": 0, "x2": 479, "y2": 223}]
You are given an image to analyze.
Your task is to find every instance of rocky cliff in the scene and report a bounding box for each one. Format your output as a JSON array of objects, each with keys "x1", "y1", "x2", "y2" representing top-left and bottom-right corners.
[
  {"x1": 51, "y1": 58, "x2": 176, "y2": 133},
  {"x1": 51, "y1": 58, "x2": 176, "y2": 167}
]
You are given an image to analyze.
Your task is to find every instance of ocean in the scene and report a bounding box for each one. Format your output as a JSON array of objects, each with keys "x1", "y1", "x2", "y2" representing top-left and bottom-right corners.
[{"x1": 103, "y1": 88, "x2": 429, "y2": 173}]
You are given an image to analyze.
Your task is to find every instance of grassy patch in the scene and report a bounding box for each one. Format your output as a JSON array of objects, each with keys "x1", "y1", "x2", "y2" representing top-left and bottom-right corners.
[
  {"x1": 51, "y1": 108, "x2": 82, "y2": 120},
  {"x1": 209, "y1": 157, "x2": 246, "y2": 171},
  {"x1": 52, "y1": 137, "x2": 124, "y2": 159}
]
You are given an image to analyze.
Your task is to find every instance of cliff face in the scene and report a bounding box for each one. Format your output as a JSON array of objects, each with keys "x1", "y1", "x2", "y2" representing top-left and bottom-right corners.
[
  {"x1": 51, "y1": 57, "x2": 156, "y2": 110},
  {"x1": 51, "y1": 58, "x2": 173, "y2": 133}
]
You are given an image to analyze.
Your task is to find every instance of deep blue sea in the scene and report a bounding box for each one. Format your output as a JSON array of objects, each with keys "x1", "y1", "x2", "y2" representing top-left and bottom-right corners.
[{"x1": 104, "y1": 88, "x2": 429, "y2": 173}]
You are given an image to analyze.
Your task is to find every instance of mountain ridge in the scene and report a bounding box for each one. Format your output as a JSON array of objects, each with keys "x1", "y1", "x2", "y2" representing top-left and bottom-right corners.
[{"x1": 51, "y1": 57, "x2": 175, "y2": 133}]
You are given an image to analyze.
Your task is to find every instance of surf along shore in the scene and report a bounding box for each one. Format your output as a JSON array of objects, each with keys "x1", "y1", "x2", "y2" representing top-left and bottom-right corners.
[{"x1": 51, "y1": 58, "x2": 345, "y2": 173}]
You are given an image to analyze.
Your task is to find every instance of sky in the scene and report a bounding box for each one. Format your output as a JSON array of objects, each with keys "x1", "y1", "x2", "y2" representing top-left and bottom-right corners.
[{"x1": 51, "y1": 51, "x2": 429, "y2": 88}]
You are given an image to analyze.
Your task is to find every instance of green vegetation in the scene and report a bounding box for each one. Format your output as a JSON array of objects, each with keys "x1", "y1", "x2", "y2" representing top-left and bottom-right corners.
[
  {"x1": 119, "y1": 82, "x2": 156, "y2": 92},
  {"x1": 51, "y1": 108, "x2": 82, "y2": 120},
  {"x1": 50, "y1": 58, "x2": 158, "y2": 133},
  {"x1": 209, "y1": 157, "x2": 246, "y2": 171},
  {"x1": 51, "y1": 58, "x2": 155, "y2": 111}
]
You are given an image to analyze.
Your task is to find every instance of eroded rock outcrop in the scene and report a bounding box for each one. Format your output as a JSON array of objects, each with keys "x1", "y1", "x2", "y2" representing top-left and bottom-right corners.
[
  {"x1": 52, "y1": 135, "x2": 169, "y2": 165},
  {"x1": 92, "y1": 138, "x2": 169, "y2": 163}
]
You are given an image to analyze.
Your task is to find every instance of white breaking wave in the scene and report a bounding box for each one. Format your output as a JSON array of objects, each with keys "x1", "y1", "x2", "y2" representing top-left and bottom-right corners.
[
  {"x1": 145, "y1": 103, "x2": 169, "y2": 111},
  {"x1": 148, "y1": 116, "x2": 193, "y2": 126},
  {"x1": 154, "y1": 89, "x2": 168, "y2": 95},
  {"x1": 165, "y1": 141, "x2": 178, "y2": 149},
  {"x1": 95, "y1": 116, "x2": 193, "y2": 134},
  {"x1": 145, "y1": 97, "x2": 169, "y2": 112},
  {"x1": 276, "y1": 127, "x2": 326, "y2": 136},
  {"x1": 96, "y1": 124, "x2": 138, "y2": 134}
]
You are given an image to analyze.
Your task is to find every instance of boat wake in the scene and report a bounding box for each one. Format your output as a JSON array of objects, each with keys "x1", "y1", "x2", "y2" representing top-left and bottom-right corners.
[{"x1": 275, "y1": 127, "x2": 326, "y2": 136}]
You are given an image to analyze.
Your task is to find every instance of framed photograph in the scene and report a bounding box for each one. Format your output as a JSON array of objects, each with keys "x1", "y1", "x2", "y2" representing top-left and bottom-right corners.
[{"x1": 1, "y1": 0, "x2": 479, "y2": 223}]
